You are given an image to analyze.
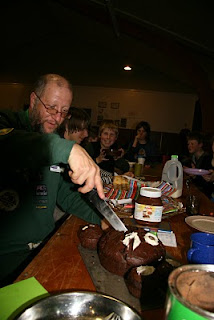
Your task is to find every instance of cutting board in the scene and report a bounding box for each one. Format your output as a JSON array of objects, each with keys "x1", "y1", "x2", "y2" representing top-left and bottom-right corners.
[{"x1": 78, "y1": 245, "x2": 168, "y2": 313}]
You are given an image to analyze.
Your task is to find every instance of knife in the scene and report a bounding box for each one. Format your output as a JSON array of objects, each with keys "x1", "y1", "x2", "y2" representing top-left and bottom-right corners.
[{"x1": 85, "y1": 188, "x2": 128, "y2": 232}]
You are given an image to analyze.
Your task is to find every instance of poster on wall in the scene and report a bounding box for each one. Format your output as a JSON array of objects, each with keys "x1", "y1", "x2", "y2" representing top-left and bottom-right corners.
[
  {"x1": 110, "y1": 102, "x2": 119, "y2": 109},
  {"x1": 111, "y1": 102, "x2": 120, "y2": 126},
  {"x1": 98, "y1": 101, "x2": 107, "y2": 109},
  {"x1": 97, "y1": 101, "x2": 107, "y2": 125},
  {"x1": 120, "y1": 118, "x2": 127, "y2": 128}
]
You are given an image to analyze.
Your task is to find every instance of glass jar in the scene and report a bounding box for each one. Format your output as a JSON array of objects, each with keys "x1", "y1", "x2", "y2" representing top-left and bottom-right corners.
[{"x1": 134, "y1": 187, "x2": 163, "y2": 226}]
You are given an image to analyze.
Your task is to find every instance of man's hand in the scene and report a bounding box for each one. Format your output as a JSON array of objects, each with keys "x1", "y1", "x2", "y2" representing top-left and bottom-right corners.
[{"x1": 68, "y1": 144, "x2": 105, "y2": 199}]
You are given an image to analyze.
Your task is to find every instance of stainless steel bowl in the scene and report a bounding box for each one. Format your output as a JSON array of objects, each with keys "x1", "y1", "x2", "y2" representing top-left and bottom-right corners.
[{"x1": 15, "y1": 291, "x2": 142, "y2": 320}]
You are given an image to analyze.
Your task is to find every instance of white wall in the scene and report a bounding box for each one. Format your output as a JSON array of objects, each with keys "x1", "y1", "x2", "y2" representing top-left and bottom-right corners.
[
  {"x1": 73, "y1": 86, "x2": 197, "y2": 133},
  {"x1": 0, "y1": 83, "x2": 197, "y2": 133}
]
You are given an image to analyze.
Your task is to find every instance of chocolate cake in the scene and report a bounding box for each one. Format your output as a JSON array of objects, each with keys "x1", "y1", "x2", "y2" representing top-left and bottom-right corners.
[
  {"x1": 125, "y1": 265, "x2": 157, "y2": 299},
  {"x1": 78, "y1": 224, "x2": 103, "y2": 250},
  {"x1": 125, "y1": 258, "x2": 179, "y2": 299},
  {"x1": 98, "y1": 228, "x2": 166, "y2": 276}
]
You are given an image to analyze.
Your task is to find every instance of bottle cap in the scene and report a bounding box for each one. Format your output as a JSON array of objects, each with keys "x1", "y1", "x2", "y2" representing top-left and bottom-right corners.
[
  {"x1": 140, "y1": 187, "x2": 161, "y2": 198},
  {"x1": 171, "y1": 155, "x2": 178, "y2": 159}
]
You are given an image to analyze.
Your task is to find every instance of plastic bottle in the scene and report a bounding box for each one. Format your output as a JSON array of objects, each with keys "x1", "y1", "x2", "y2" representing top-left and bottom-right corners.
[
  {"x1": 137, "y1": 149, "x2": 146, "y2": 176},
  {"x1": 161, "y1": 155, "x2": 183, "y2": 198},
  {"x1": 138, "y1": 148, "x2": 146, "y2": 165}
]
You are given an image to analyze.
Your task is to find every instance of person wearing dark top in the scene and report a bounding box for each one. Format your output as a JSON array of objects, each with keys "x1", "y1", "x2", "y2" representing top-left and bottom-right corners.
[
  {"x1": 58, "y1": 107, "x2": 90, "y2": 145},
  {"x1": 124, "y1": 121, "x2": 160, "y2": 166},
  {"x1": 203, "y1": 136, "x2": 214, "y2": 200},
  {"x1": 182, "y1": 131, "x2": 212, "y2": 197},
  {"x1": 0, "y1": 74, "x2": 104, "y2": 287},
  {"x1": 182, "y1": 132, "x2": 211, "y2": 169},
  {"x1": 85, "y1": 120, "x2": 130, "y2": 175}
]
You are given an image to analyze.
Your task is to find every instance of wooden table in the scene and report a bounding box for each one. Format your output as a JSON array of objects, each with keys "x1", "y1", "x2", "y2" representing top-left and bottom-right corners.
[{"x1": 15, "y1": 171, "x2": 214, "y2": 320}]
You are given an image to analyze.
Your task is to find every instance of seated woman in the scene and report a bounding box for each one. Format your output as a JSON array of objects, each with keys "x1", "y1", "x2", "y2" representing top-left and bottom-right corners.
[
  {"x1": 84, "y1": 120, "x2": 130, "y2": 176},
  {"x1": 124, "y1": 121, "x2": 160, "y2": 166}
]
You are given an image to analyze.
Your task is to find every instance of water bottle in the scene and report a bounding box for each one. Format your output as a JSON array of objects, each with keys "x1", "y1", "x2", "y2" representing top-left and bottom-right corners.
[
  {"x1": 136, "y1": 148, "x2": 146, "y2": 177},
  {"x1": 161, "y1": 155, "x2": 183, "y2": 198}
]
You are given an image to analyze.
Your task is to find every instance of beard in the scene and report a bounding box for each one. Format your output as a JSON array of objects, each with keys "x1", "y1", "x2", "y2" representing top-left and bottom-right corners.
[{"x1": 29, "y1": 106, "x2": 58, "y2": 134}]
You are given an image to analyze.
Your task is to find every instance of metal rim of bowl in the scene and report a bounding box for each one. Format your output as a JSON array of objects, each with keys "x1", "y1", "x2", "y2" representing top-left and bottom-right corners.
[
  {"x1": 168, "y1": 264, "x2": 214, "y2": 319},
  {"x1": 15, "y1": 290, "x2": 142, "y2": 320}
]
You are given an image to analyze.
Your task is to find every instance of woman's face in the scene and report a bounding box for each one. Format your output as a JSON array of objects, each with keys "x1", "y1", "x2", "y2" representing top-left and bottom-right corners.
[
  {"x1": 137, "y1": 127, "x2": 147, "y2": 140},
  {"x1": 100, "y1": 128, "x2": 117, "y2": 149}
]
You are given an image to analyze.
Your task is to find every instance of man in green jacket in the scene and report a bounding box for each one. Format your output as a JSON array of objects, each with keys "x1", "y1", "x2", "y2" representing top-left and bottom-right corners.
[{"x1": 0, "y1": 74, "x2": 104, "y2": 286}]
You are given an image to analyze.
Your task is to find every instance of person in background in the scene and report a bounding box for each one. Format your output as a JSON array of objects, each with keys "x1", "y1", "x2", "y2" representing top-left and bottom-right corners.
[
  {"x1": 124, "y1": 121, "x2": 160, "y2": 166},
  {"x1": 58, "y1": 113, "x2": 117, "y2": 185},
  {"x1": 58, "y1": 107, "x2": 90, "y2": 145},
  {"x1": 182, "y1": 131, "x2": 211, "y2": 169},
  {"x1": 54, "y1": 107, "x2": 90, "y2": 222},
  {"x1": 182, "y1": 131, "x2": 212, "y2": 197},
  {"x1": 81, "y1": 127, "x2": 99, "y2": 150},
  {"x1": 0, "y1": 73, "x2": 104, "y2": 287},
  {"x1": 202, "y1": 136, "x2": 214, "y2": 201},
  {"x1": 179, "y1": 125, "x2": 190, "y2": 161},
  {"x1": 87, "y1": 127, "x2": 99, "y2": 143},
  {"x1": 85, "y1": 120, "x2": 130, "y2": 176}
]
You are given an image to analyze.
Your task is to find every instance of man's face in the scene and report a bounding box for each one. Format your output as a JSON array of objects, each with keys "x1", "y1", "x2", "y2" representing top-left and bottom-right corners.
[
  {"x1": 65, "y1": 128, "x2": 88, "y2": 144},
  {"x1": 29, "y1": 82, "x2": 72, "y2": 133},
  {"x1": 188, "y1": 139, "x2": 202, "y2": 154},
  {"x1": 100, "y1": 128, "x2": 117, "y2": 149}
]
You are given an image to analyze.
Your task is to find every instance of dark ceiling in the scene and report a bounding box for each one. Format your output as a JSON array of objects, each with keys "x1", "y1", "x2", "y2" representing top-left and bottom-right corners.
[{"x1": 1, "y1": 0, "x2": 214, "y2": 93}]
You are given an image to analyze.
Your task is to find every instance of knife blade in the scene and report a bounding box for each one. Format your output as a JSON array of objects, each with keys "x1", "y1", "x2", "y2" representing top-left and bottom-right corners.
[{"x1": 85, "y1": 189, "x2": 128, "y2": 232}]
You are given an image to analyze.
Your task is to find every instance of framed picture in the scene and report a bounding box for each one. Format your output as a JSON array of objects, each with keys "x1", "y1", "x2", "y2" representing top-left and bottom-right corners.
[
  {"x1": 98, "y1": 101, "x2": 107, "y2": 108},
  {"x1": 114, "y1": 120, "x2": 120, "y2": 127},
  {"x1": 111, "y1": 102, "x2": 120, "y2": 109},
  {"x1": 120, "y1": 118, "x2": 127, "y2": 128},
  {"x1": 97, "y1": 115, "x2": 103, "y2": 125}
]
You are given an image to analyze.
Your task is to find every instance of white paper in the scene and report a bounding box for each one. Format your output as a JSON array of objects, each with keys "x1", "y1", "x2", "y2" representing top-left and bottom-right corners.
[
  {"x1": 157, "y1": 231, "x2": 177, "y2": 247},
  {"x1": 109, "y1": 198, "x2": 133, "y2": 205}
]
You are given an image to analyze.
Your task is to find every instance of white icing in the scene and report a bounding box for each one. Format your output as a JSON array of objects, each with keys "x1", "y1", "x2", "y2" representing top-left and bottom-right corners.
[
  {"x1": 122, "y1": 232, "x2": 141, "y2": 250},
  {"x1": 136, "y1": 266, "x2": 147, "y2": 275},
  {"x1": 136, "y1": 265, "x2": 155, "y2": 275},
  {"x1": 82, "y1": 225, "x2": 89, "y2": 231},
  {"x1": 144, "y1": 232, "x2": 159, "y2": 246}
]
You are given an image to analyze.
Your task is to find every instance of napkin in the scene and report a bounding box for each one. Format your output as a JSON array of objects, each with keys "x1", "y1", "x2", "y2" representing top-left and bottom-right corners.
[
  {"x1": 105, "y1": 180, "x2": 175, "y2": 201},
  {"x1": 0, "y1": 277, "x2": 48, "y2": 320}
]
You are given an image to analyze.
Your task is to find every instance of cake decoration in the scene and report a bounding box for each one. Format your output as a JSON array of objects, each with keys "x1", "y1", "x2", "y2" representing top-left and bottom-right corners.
[
  {"x1": 136, "y1": 265, "x2": 155, "y2": 275},
  {"x1": 144, "y1": 232, "x2": 159, "y2": 246},
  {"x1": 122, "y1": 232, "x2": 141, "y2": 250}
]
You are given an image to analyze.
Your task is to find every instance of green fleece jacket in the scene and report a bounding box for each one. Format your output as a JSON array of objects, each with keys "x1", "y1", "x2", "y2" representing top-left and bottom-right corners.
[{"x1": 0, "y1": 109, "x2": 101, "y2": 255}]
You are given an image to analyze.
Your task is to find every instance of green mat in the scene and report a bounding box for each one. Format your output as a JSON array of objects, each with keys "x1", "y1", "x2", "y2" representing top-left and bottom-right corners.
[{"x1": 0, "y1": 277, "x2": 49, "y2": 320}]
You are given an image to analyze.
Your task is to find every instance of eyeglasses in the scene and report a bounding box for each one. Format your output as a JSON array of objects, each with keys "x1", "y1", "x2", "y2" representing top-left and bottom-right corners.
[{"x1": 33, "y1": 91, "x2": 70, "y2": 118}]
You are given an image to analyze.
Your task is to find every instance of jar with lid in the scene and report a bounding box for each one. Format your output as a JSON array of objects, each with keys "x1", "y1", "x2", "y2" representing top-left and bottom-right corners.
[{"x1": 134, "y1": 187, "x2": 163, "y2": 226}]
